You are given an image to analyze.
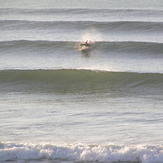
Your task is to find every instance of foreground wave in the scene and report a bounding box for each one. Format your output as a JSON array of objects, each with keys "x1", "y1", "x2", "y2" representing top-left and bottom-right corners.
[
  {"x1": 0, "y1": 69, "x2": 162, "y2": 94},
  {"x1": 0, "y1": 142, "x2": 163, "y2": 163}
]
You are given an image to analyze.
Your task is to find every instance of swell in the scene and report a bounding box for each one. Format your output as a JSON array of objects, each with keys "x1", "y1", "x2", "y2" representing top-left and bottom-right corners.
[
  {"x1": 1, "y1": 40, "x2": 163, "y2": 55},
  {"x1": 0, "y1": 142, "x2": 163, "y2": 163},
  {"x1": 0, "y1": 69, "x2": 162, "y2": 94},
  {"x1": 1, "y1": 20, "x2": 163, "y2": 33},
  {"x1": 1, "y1": 8, "x2": 163, "y2": 16},
  {"x1": 1, "y1": 8, "x2": 163, "y2": 24}
]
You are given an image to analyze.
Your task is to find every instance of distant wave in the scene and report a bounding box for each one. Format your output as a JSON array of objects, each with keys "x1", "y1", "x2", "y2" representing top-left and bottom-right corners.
[
  {"x1": 0, "y1": 69, "x2": 162, "y2": 94},
  {"x1": 1, "y1": 20, "x2": 163, "y2": 33},
  {"x1": 0, "y1": 142, "x2": 163, "y2": 163},
  {"x1": 1, "y1": 40, "x2": 163, "y2": 55},
  {"x1": 1, "y1": 8, "x2": 163, "y2": 23},
  {"x1": 1, "y1": 8, "x2": 163, "y2": 15}
]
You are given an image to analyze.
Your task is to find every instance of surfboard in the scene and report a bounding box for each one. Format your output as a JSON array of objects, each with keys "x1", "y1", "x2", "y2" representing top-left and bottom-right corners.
[
  {"x1": 79, "y1": 44, "x2": 91, "y2": 51},
  {"x1": 79, "y1": 42, "x2": 91, "y2": 51},
  {"x1": 80, "y1": 43, "x2": 91, "y2": 47}
]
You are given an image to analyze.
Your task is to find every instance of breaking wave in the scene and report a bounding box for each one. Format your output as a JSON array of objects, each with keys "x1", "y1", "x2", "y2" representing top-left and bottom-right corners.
[{"x1": 0, "y1": 142, "x2": 163, "y2": 163}]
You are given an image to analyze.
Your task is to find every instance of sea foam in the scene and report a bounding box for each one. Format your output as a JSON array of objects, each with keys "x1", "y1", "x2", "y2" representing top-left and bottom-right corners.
[{"x1": 0, "y1": 143, "x2": 163, "y2": 163}]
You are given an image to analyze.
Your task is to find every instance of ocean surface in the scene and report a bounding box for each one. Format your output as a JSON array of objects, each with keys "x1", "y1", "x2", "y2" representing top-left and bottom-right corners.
[{"x1": 0, "y1": 0, "x2": 163, "y2": 163}]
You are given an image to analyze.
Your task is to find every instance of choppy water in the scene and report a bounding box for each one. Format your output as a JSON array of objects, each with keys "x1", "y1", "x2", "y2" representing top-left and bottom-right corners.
[{"x1": 0, "y1": 1, "x2": 163, "y2": 163}]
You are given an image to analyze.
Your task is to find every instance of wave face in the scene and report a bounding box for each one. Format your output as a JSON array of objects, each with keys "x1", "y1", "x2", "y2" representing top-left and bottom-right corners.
[
  {"x1": 1, "y1": 40, "x2": 163, "y2": 55},
  {"x1": 0, "y1": 40, "x2": 163, "y2": 74},
  {"x1": 0, "y1": 143, "x2": 163, "y2": 163},
  {"x1": 0, "y1": 69, "x2": 162, "y2": 95}
]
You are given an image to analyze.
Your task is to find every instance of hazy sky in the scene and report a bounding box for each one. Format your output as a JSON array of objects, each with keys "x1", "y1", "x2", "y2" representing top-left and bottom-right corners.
[{"x1": 1, "y1": 0, "x2": 163, "y2": 9}]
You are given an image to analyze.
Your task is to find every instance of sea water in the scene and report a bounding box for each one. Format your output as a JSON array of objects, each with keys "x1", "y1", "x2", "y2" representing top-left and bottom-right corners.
[{"x1": 0, "y1": 0, "x2": 163, "y2": 163}]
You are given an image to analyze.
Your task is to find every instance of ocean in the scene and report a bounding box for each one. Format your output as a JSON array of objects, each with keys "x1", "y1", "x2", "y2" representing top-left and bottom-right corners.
[{"x1": 0, "y1": 0, "x2": 163, "y2": 163}]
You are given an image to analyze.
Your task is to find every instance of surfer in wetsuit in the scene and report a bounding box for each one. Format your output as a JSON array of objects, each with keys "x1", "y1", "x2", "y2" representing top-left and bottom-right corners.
[
  {"x1": 80, "y1": 40, "x2": 90, "y2": 47},
  {"x1": 85, "y1": 40, "x2": 90, "y2": 46}
]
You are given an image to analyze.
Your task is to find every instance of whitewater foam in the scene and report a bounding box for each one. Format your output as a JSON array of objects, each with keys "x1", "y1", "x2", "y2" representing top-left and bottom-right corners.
[{"x1": 0, "y1": 143, "x2": 163, "y2": 163}]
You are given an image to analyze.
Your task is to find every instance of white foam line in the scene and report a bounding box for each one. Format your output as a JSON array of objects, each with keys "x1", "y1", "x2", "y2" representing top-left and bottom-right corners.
[{"x1": 0, "y1": 143, "x2": 163, "y2": 163}]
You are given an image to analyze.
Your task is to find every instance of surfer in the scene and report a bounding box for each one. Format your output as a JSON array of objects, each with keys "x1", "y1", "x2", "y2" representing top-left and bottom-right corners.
[
  {"x1": 80, "y1": 40, "x2": 91, "y2": 47},
  {"x1": 85, "y1": 40, "x2": 89, "y2": 46},
  {"x1": 78, "y1": 40, "x2": 92, "y2": 56}
]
